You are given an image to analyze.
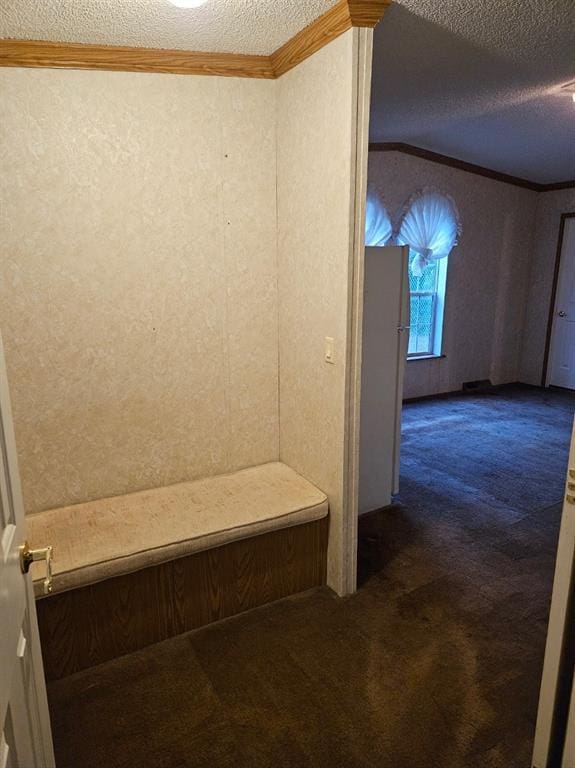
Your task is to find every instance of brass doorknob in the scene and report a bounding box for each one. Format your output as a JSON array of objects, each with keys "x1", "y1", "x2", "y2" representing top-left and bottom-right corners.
[{"x1": 19, "y1": 541, "x2": 53, "y2": 594}]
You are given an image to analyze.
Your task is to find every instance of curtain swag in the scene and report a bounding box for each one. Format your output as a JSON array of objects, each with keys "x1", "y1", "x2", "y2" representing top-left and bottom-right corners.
[
  {"x1": 365, "y1": 193, "x2": 393, "y2": 247},
  {"x1": 365, "y1": 188, "x2": 462, "y2": 277},
  {"x1": 398, "y1": 188, "x2": 461, "y2": 277}
]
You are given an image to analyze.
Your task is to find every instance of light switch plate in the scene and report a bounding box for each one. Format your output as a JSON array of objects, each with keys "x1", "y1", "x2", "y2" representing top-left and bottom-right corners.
[
  {"x1": 16, "y1": 630, "x2": 27, "y2": 659},
  {"x1": 324, "y1": 337, "x2": 335, "y2": 365},
  {"x1": 0, "y1": 733, "x2": 9, "y2": 768}
]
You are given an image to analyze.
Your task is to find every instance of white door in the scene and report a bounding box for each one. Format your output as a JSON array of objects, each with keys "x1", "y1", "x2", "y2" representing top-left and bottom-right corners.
[
  {"x1": 532, "y1": 418, "x2": 575, "y2": 767},
  {"x1": 549, "y1": 216, "x2": 575, "y2": 389},
  {"x1": 358, "y1": 245, "x2": 410, "y2": 514},
  {"x1": 0, "y1": 332, "x2": 55, "y2": 768}
]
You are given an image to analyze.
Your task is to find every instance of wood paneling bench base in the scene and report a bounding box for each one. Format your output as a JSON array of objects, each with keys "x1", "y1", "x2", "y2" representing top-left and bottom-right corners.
[
  {"x1": 27, "y1": 462, "x2": 329, "y2": 679},
  {"x1": 37, "y1": 516, "x2": 328, "y2": 680}
]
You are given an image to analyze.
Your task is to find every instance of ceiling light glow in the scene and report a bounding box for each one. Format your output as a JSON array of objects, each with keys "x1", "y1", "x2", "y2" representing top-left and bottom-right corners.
[{"x1": 168, "y1": 0, "x2": 207, "y2": 8}]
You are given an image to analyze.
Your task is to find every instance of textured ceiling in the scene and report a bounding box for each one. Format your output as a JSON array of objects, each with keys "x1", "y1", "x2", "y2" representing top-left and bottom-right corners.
[
  {"x1": 0, "y1": 0, "x2": 339, "y2": 56},
  {"x1": 371, "y1": 0, "x2": 575, "y2": 184}
]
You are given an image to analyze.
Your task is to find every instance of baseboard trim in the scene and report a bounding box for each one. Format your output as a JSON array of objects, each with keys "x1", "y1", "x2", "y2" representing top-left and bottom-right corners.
[
  {"x1": 403, "y1": 381, "x2": 544, "y2": 404},
  {"x1": 358, "y1": 503, "x2": 396, "y2": 517}
]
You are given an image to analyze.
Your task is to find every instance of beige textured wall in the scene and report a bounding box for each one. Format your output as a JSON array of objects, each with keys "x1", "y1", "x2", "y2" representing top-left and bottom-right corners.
[
  {"x1": 0, "y1": 69, "x2": 279, "y2": 513},
  {"x1": 368, "y1": 151, "x2": 538, "y2": 399},
  {"x1": 277, "y1": 29, "x2": 362, "y2": 595},
  {"x1": 520, "y1": 189, "x2": 575, "y2": 385}
]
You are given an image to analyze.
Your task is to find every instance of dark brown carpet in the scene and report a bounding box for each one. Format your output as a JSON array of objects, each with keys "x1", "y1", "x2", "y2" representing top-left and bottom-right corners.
[{"x1": 47, "y1": 386, "x2": 575, "y2": 768}]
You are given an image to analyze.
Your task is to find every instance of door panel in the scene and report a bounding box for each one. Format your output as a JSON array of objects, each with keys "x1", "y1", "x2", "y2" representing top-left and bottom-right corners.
[
  {"x1": 0, "y1": 332, "x2": 55, "y2": 768},
  {"x1": 394, "y1": 246, "x2": 410, "y2": 494},
  {"x1": 549, "y1": 217, "x2": 575, "y2": 389},
  {"x1": 358, "y1": 245, "x2": 409, "y2": 514},
  {"x1": 532, "y1": 419, "x2": 575, "y2": 767},
  {"x1": 552, "y1": 319, "x2": 575, "y2": 388}
]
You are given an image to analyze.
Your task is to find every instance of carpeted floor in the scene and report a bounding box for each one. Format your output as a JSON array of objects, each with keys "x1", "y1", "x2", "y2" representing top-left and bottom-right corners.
[{"x1": 47, "y1": 386, "x2": 575, "y2": 768}]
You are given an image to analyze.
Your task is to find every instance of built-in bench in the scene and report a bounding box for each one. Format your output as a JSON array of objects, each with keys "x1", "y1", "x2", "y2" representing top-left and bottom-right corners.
[{"x1": 27, "y1": 462, "x2": 329, "y2": 679}]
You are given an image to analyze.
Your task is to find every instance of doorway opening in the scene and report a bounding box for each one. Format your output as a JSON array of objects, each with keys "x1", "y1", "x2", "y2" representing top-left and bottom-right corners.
[{"x1": 356, "y1": 1, "x2": 575, "y2": 764}]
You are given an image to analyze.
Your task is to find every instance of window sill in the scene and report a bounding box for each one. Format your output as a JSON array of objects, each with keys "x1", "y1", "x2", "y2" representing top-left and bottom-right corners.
[{"x1": 407, "y1": 354, "x2": 446, "y2": 362}]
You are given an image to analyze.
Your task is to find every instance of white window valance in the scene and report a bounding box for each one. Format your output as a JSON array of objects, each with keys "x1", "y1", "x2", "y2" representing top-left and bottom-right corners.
[
  {"x1": 365, "y1": 193, "x2": 392, "y2": 247},
  {"x1": 397, "y1": 189, "x2": 461, "y2": 277}
]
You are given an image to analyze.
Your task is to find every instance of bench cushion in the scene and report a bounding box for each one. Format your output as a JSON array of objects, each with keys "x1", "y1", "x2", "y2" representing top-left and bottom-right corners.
[{"x1": 26, "y1": 462, "x2": 328, "y2": 596}]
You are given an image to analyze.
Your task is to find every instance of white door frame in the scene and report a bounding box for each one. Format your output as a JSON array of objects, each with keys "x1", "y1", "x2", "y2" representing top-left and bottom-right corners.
[
  {"x1": 543, "y1": 212, "x2": 575, "y2": 388},
  {"x1": 341, "y1": 26, "x2": 373, "y2": 596}
]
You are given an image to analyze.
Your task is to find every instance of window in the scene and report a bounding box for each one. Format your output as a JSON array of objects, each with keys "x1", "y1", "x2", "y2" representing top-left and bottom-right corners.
[
  {"x1": 363, "y1": 188, "x2": 459, "y2": 359},
  {"x1": 407, "y1": 253, "x2": 448, "y2": 358},
  {"x1": 398, "y1": 189, "x2": 459, "y2": 359}
]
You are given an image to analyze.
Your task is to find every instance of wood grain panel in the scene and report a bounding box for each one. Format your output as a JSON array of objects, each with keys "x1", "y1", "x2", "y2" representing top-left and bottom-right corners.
[
  {"x1": 0, "y1": 2, "x2": 389, "y2": 78},
  {"x1": 348, "y1": 0, "x2": 392, "y2": 27},
  {"x1": 0, "y1": 39, "x2": 275, "y2": 78},
  {"x1": 271, "y1": 0, "x2": 389, "y2": 77},
  {"x1": 271, "y1": 1, "x2": 353, "y2": 78},
  {"x1": 36, "y1": 517, "x2": 328, "y2": 680}
]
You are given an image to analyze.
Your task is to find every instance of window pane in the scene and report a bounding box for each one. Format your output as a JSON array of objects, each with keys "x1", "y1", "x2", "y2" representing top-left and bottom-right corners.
[
  {"x1": 408, "y1": 327, "x2": 419, "y2": 355},
  {"x1": 416, "y1": 295, "x2": 433, "y2": 326},
  {"x1": 408, "y1": 256, "x2": 439, "y2": 293},
  {"x1": 407, "y1": 250, "x2": 448, "y2": 359},
  {"x1": 408, "y1": 294, "x2": 434, "y2": 356},
  {"x1": 416, "y1": 325, "x2": 432, "y2": 353},
  {"x1": 410, "y1": 296, "x2": 419, "y2": 326}
]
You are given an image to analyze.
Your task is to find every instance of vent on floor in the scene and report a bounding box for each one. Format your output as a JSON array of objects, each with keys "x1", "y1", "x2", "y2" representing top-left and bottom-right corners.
[{"x1": 462, "y1": 379, "x2": 493, "y2": 392}]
